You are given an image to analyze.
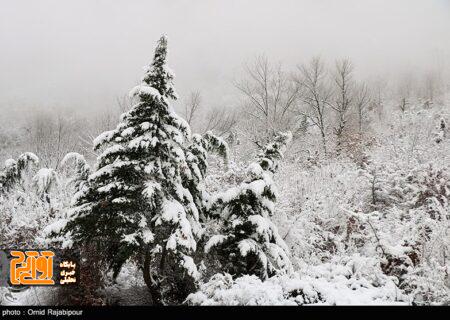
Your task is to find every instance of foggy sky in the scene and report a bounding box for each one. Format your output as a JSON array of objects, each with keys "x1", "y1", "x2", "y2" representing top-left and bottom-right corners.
[{"x1": 1, "y1": 0, "x2": 449, "y2": 115}]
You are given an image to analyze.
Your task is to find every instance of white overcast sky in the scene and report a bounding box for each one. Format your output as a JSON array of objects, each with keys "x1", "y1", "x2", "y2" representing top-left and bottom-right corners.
[{"x1": 1, "y1": 0, "x2": 449, "y2": 114}]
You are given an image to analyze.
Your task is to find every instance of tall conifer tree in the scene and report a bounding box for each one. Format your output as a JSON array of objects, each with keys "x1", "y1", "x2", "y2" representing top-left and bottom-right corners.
[{"x1": 61, "y1": 36, "x2": 201, "y2": 304}]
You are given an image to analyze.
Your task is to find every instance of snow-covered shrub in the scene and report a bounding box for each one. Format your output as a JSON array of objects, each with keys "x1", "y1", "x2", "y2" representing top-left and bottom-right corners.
[
  {"x1": 356, "y1": 108, "x2": 449, "y2": 303},
  {"x1": 275, "y1": 159, "x2": 372, "y2": 266},
  {"x1": 0, "y1": 153, "x2": 73, "y2": 249},
  {"x1": 186, "y1": 254, "x2": 406, "y2": 305},
  {"x1": 272, "y1": 105, "x2": 450, "y2": 304}
]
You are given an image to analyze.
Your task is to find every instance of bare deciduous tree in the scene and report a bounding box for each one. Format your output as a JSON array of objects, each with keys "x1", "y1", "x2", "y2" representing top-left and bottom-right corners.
[
  {"x1": 355, "y1": 82, "x2": 371, "y2": 134},
  {"x1": 116, "y1": 94, "x2": 134, "y2": 114},
  {"x1": 397, "y1": 73, "x2": 414, "y2": 112},
  {"x1": 235, "y1": 55, "x2": 299, "y2": 144},
  {"x1": 79, "y1": 95, "x2": 133, "y2": 160},
  {"x1": 296, "y1": 57, "x2": 332, "y2": 155},
  {"x1": 422, "y1": 70, "x2": 443, "y2": 107},
  {"x1": 331, "y1": 59, "x2": 354, "y2": 153},
  {"x1": 183, "y1": 90, "x2": 202, "y2": 128},
  {"x1": 24, "y1": 109, "x2": 81, "y2": 169},
  {"x1": 369, "y1": 77, "x2": 388, "y2": 121},
  {"x1": 202, "y1": 107, "x2": 238, "y2": 137}
]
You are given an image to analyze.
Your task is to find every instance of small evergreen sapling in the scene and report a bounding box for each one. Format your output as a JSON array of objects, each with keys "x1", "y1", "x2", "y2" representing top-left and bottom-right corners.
[
  {"x1": 434, "y1": 117, "x2": 447, "y2": 144},
  {"x1": 184, "y1": 131, "x2": 229, "y2": 221},
  {"x1": 205, "y1": 131, "x2": 293, "y2": 280},
  {"x1": 61, "y1": 152, "x2": 91, "y2": 193},
  {"x1": 0, "y1": 152, "x2": 39, "y2": 194},
  {"x1": 32, "y1": 168, "x2": 59, "y2": 204}
]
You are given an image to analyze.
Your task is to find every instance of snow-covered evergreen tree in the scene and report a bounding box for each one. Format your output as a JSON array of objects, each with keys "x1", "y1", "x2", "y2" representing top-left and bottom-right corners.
[
  {"x1": 205, "y1": 131, "x2": 293, "y2": 280},
  {"x1": 59, "y1": 36, "x2": 201, "y2": 304},
  {"x1": 61, "y1": 152, "x2": 91, "y2": 193},
  {"x1": 32, "y1": 168, "x2": 59, "y2": 203},
  {"x1": 184, "y1": 131, "x2": 229, "y2": 221},
  {"x1": 0, "y1": 152, "x2": 38, "y2": 194},
  {"x1": 434, "y1": 116, "x2": 447, "y2": 144}
]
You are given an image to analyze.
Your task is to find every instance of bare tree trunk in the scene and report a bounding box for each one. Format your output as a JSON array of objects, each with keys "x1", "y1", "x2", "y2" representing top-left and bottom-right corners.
[
  {"x1": 143, "y1": 250, "x2": 162, "y2": 306},
  {"x1": 320, "y1": 129, "x2": 327, "y2": 155},
  {"x1": 355, "y1": 82, "x2": 371, "y2": 135}
]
